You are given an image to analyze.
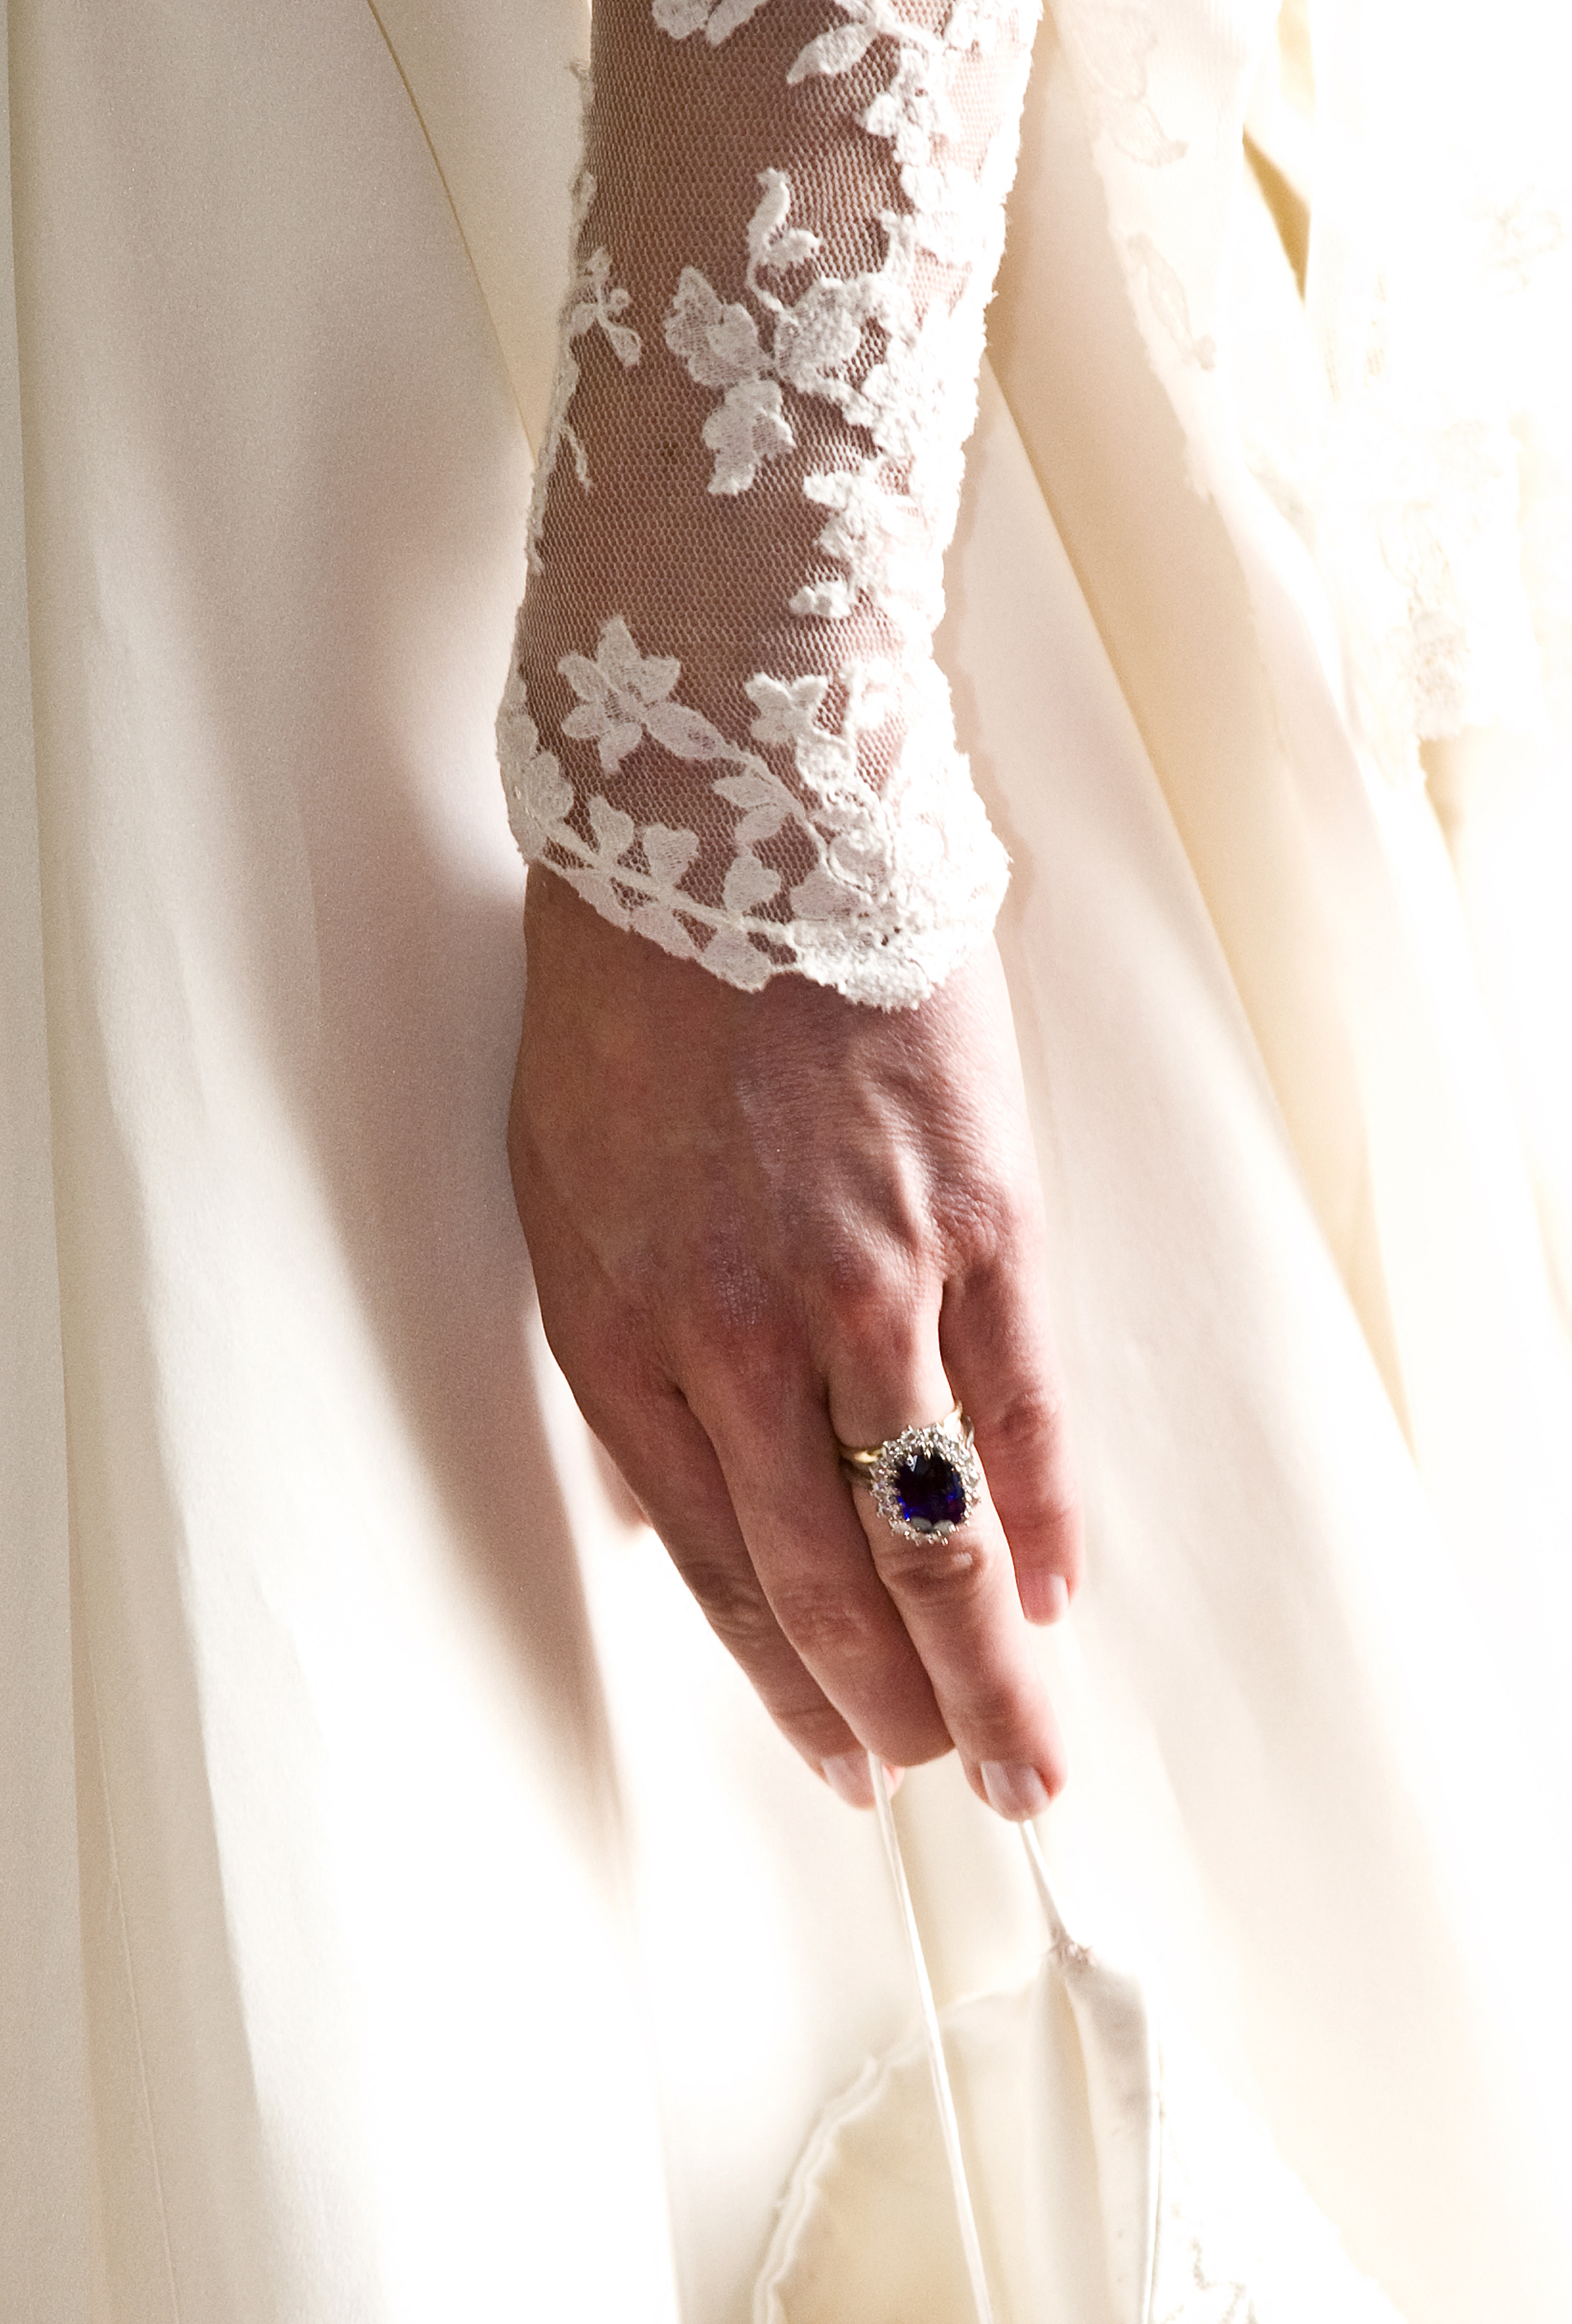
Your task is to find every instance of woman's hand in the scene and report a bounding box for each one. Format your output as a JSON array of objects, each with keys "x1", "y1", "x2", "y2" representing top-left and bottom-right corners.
[{"x1": 510, "y1": 871, "x2": 1082, "y2": 1815}]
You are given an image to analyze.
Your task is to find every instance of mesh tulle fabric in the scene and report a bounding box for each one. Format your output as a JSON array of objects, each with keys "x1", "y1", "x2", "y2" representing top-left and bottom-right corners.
[{"x1": 496, "y1": 0, "x2": 1036, "y2": 1004}]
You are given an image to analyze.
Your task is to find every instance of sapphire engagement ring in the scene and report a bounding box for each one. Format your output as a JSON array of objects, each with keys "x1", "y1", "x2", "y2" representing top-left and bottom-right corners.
[{"x1": 836, "y1": 1401, "x2": 984, "y2": 1543}]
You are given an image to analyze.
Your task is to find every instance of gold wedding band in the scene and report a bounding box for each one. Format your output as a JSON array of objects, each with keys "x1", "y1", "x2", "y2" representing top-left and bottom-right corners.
[{"x1": 835, "y1": 1397, "x2": 966, "y2": 1469}]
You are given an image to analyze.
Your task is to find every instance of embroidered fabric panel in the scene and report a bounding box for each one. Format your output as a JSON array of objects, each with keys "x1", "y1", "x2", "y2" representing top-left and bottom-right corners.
[
  {"x1": 1298, "y1": 0, "x2": 1567, "y2": 781},
  {"x1": 497, "y1": 0, "x2": 1036, "y2": 1004}
]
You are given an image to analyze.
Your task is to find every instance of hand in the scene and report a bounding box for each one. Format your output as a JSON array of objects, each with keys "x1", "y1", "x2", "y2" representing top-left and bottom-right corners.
[{"x1": 510, "y1": 872, "x2": 1082, "y2": 1816}]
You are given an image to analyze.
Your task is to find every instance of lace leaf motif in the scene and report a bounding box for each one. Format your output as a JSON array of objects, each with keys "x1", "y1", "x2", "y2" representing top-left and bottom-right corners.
[
  {"x1": 499, "y1": 615, "x2": 1007, "y2": 1006},
  {"x1": 525, "y1": 190, "x2": 642, "y2": 571},
  {"x1": 787, "y1": 20, "x2": 878, "y2": 80},
  {"x1": 1060, "y1": 0, "x2": 1188, "y2": 168},
  {"x1": 656, "y1": 0, "x2": 1030, "y2": 623},
  {"x1": 664, "y1": 267, "x2": 799, "y2": 491},
  {"x1": 511, "y1": 0, "x2": 1034, "y2": 1002},
  {"x1": 654, "y1": 0, "x2": 774, "y2": 43},
  {"x1": 662, "y1": 171, "x2": 967, "y2": 633}
]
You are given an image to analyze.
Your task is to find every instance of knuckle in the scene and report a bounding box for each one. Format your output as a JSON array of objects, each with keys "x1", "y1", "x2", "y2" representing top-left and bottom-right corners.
[
  {"x1": 768, "y1": 1578, "x2": 888, "y2": 1676},
  {"x1": 984, "y1": 1400, "x2": 1083, "y2": 1572},
  {"x1": 680, "y1": 1274, "x2": 767, "y2": 1366},
  {"x1": 830, "y1": 1328, "x2": 927, "y2": 1414},
  {"x1": 964, "y1": 1673, "x2": 1040, "y2": 1755},
  {"x1": 807, "y1": 1226, "x2": 932, "y2": 1351},
  {"x1": 552, "y1": 1355, "x2": 663, "y2": 1471},
  {"x1": 817, "y1": 1231, "x2": 916, "y2": 1318},
  {"x1": 1011, "y1": 1466, "x2": 1082, "y2": 1553},
  {"x1": 870, "y1": 1530, "x2": 993, "y2": 1619},
  {"x1": 980, "y1": 1375, "x2": 1067, "y2": 1450},
  {"x1": 768, "y1": 1698, "x2": 860, "y2": 1760},
  {"x1": 942, "y1": 1199, "x2": 1004, "y2": 1275},
  {"x1": 686, "y1": 1356, "x2": 796, "y2": 1447},
  {"x1": 933, "y1": 1169, "x2": 1017, "y2": 1267},
  {"x1": 1046, "y1": 1475, "x2": 1085, "y2": 1554},
  {"x1": 676, "y1": 1555, "x2": 785, "y2": 1661},
  {"x1": 979, "y1": 1381, "x2": 1073, "y2": 1470},
  {"x1": 674, "y1": 1250, "x2": 799, "y2": 1408}
]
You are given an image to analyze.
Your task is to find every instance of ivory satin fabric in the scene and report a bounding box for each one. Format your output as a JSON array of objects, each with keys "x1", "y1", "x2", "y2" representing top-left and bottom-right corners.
[{"x1": 4, "y1": 4, "x2": 1572, "y2": 2321}]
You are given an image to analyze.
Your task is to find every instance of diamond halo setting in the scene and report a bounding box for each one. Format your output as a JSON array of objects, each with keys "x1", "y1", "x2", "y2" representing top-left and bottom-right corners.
[{"x1": 859, "y1": 1414, "x2": 983, "y2": 1544}]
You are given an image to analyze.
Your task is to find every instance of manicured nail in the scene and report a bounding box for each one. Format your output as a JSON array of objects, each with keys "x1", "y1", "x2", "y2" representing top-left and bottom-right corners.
[
  {"x1": 1020, "y1": 1571, "x2": 1070, "y2": 1625},
  {"x1": 980, "y1": 1760, "x2": 1051, "y2": 1819},
  {"x1": 822, "y1": 1753, "x2": 877, "y2": 1809},
  {"x1": 821, "y1": 1754, "x2": 904, "y2": 1808}
]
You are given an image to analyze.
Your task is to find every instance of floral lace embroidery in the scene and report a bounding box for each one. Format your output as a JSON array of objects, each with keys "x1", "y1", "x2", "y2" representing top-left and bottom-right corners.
[
  {"x1": 525, "y1": 181, "x2": 642, "y2": 573},
  {"x1": 1484, "y1": 189, "x2": 1568, "y2": 294},
  {"x1": 499, "y1": 615, "x2": 1006, "y2": 1006},
  {"x1": 654, "y1": 0, "x2": 775, "y2": 44},
  {"x1": 1226, "y1": 1, "x2": 1572, "y2": 779},
  {"x1": 1060, "y1": 0, "x2": 1186, "y2": 169},
  {"x1": 501, "y1": 0, "x2": 1033, "y2": 1000},
  {"x1": 1126, "y1": 231, "x2": 1218, "y2": 370},
  {"x1": 659, "y1": 2, "x2": 1030, "y2": 634},
  {"x1": 1298, "y1": 180, "x2": 1569, "y2": 778}
]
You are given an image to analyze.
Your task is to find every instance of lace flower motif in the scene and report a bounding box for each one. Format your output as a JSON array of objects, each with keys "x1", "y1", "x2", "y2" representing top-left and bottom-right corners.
[
  {"x1": 499, "y1": 615, "x2": 1008, "y2": 1006},
  {"x1": 663, "y1": 165, "x2": 976, "y2": 625},
  {"x1": 652, "y1": 0, "x2": 1036, "y2": 632},
  {"x1": 663, "y1": 267, "x2": 798, "y2": 490},
  {"x1": 507, "y1": 0, "x2": 1035, "y2": 1000},
  {"x1": 654, "y1": 0, "x2": 774, "y2": 45},
  {"x1": 558, "y1": 617, "x2": 729, "y2": 771},
  {"x1": 1059, "y1": 0, "x2": 1188, "y2": 168}
]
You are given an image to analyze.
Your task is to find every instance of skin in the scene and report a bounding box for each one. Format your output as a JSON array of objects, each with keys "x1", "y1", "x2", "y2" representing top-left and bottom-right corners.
[{"x1": 510, "y1": 870, "x2": 1083, "y2": 1816}]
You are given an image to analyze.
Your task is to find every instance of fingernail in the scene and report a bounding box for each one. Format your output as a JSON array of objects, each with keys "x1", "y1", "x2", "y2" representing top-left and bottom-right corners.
[
  {"x1": 821, "y1": 1754, "x2": 904, "y2": 1808},
  {"x1": 822, "y1": 1753, "x2": 877, "y2": 1809},
  {"x1": 1020, "y1": 1571, "x2": 1070, "y2": 1625},
  {"x1": 980, "y1": 1760, "x2": 1051, "y2": 1819}
]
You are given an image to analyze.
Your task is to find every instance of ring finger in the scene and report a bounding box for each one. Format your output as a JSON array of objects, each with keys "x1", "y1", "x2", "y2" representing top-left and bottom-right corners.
[{"x1": 830, "y1": 1354, "x2": 1066, "y2": 1818}]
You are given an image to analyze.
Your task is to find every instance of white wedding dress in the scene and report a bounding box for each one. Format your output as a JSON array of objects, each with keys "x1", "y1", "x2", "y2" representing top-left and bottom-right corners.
[{"x1": 4, "y1": 1, "x2": 1572, "y2": 2320}]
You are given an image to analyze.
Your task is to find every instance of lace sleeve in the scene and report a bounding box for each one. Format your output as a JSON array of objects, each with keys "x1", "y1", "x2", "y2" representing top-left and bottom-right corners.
[{"x1": 495, "y1": 0, "x2": 1037, "y2": 1006}]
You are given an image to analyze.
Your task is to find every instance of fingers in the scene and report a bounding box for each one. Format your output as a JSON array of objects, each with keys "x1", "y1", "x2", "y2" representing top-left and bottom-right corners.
[
  {"x1": 518, "y1": 1163, "x2": 875, "y2": 1785},
  {"x1": 609, "y1": 1384, "x2": 887, "y2": 1774},
  {"x1": 512, "y1": 977, "x2": 1077, "y2": 1822},
  {"x1": 586, "y1": 1386, "x2": 884, "y2": 1780},
  {"x1": 689, "y1": 1361, "x2": 957, "y2": 1771},
  {"x1": 939, "y1": 1243, "x2": 1083, "y2": 1628},
  {"x1": 826, "y1": 1344, "x2": 1067, "y2": 1819},
  {"x1": 528, "y1": 1170, "x2": 1070, "y2": 1813}
]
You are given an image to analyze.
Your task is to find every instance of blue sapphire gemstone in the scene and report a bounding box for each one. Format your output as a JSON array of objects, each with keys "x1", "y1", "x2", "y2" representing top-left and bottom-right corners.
[{"x1": 893, "y1": 1447, "x2": 969, "y2": 1533}]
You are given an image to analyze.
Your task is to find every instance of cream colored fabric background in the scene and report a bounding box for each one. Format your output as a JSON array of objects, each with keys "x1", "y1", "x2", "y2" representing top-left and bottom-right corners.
[{"x1": 4, "y1": 2, "x2": 1571, "y2": 2320}]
